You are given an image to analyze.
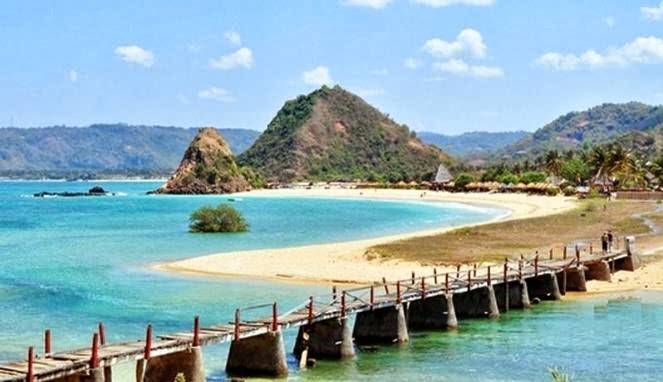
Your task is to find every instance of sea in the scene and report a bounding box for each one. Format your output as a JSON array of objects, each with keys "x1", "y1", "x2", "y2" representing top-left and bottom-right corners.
[{"x1": 0, "y1": 181, "x2": 661, "y2": 381}]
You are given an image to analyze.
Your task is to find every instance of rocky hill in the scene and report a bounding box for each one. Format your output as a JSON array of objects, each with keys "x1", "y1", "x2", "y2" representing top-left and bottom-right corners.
[
  {"x1": 0, "y1": 124, "x2": 260, "y2": 178},
  {"x1": 238, "y1": 85, "x2": 452, "y2": 182},
  {"x1": 154, "y1": 127, "x2": 250, "y2": 194},
  {"x1": 498, "y1": 102, "x2": 663, "y2": 160}
]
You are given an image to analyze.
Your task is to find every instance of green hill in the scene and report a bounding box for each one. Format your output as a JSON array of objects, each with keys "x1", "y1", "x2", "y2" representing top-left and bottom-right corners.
[
  {"x1": 499, "y1": 102, "x2": 663, "y2": 160},
  {"x1": 419, "y1": 130, "x2": 528, "y2": 158},
  {"x1": 0, "y1": 124, "x2": 260, "y2": 178},
  {"x1": 238, "y1": 85, "x2": 452, "y2": 182}
]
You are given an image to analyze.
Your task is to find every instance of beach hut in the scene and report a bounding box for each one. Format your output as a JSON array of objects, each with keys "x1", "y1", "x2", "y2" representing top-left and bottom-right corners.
[{"x1": 434, "y1": 164, "x2": 452, "y2": 184}]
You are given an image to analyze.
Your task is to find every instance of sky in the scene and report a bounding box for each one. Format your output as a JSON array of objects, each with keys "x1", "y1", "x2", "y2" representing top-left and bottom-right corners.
[{"x1": 1, "y1": 0, "x2": 663, "y2": 134}]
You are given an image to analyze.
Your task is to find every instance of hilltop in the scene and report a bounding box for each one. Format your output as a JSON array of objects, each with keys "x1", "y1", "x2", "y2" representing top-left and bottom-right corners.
[
  {"x1": 498, "y1": 102, "x2": 663, "y2": 160},
  {"x1": 154, "y1": 127, "x2": 250, "y2": 194},
  {"x1": 238, "y1": 85, "x2": 452, "y2": 182},
  {"x1": 0, "y1": 124, "x2": 260, "y2": 178}
]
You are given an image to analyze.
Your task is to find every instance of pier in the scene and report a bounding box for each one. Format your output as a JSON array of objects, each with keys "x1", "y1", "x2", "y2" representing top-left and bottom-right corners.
[{"x1": 0, "y1": 236, "x2": 639, "y2": 381}]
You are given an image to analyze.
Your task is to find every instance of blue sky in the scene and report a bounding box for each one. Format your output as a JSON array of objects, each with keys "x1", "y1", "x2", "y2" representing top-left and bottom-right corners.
[{"x1": 1, "y1": 0, "x2": 663, "y2": 134}]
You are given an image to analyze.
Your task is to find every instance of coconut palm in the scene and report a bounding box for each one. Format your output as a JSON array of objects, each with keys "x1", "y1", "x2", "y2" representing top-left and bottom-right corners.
[{"x1": 544, "y1": 150, "x2": 563, "y2": 175}]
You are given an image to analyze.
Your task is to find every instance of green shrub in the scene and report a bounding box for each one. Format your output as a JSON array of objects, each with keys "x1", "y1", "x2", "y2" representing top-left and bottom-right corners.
[
  {"x1": 453, "y1": 173, "x2": 475, "y2": 189},
  {"x1": 520, "y1": 171, "x2": 547, "y2": 184},
  {"x1": 546, "y1": 187, "x2": 559, "y2": 196},
  {"x1": 548, "y1": 367, "x2": 571, "y2": 382},
  {"x1": 189, "y1": 204, "x2": 248, "y2": 233},
  {"x1": 497, "y1": 172, "x2": 519, "y2": 184},
  {"x1": 562, "y1": 186, "x2": 576, "y2": 196}
]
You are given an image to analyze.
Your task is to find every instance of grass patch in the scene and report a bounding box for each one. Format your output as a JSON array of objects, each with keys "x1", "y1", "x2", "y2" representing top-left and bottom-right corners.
[{"x1": 366, "y1": 200, "x2": 655, "y2": 265}]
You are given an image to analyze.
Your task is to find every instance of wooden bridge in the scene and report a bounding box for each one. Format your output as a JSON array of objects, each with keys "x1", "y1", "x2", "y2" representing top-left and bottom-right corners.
[{"x1": 0, "y1": 237, "x2": 640, "y2": 381}]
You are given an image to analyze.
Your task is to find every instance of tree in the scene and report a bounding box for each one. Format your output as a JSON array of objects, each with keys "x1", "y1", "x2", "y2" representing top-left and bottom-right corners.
[
  {"x1": 544, "y1": 150, "x2": 563, "y2": 175},
  {"x1": 519, "y1": 171, "x2": 547, "y2": 184},
  {"x1": 189, "y1": 204, "x2": 249, "y2": 233},
  {"x1": 453, "y1": 173, "x2": 475, "y2": 189},
  {"x1": 560, "y1": 158, "x2": 591, "y2": 185}
]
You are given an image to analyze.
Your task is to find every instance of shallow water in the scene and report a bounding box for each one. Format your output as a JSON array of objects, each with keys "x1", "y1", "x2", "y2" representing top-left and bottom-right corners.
[{"x1": 1, "y1": 181, "x2": 661, "y2": 381}]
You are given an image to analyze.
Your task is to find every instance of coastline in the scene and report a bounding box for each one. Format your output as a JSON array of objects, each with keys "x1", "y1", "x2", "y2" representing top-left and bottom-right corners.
[{"x1": 154, "y1": 189, "x2": 576, "y2": 285}]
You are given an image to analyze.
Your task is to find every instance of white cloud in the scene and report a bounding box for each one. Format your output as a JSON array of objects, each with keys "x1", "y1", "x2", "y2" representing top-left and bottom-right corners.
[
  {"x1": 114, "y1": 45, "x2": 154, "y2": 67},
  {"x1": 224, "y1": 30, "x2": 242, "y2": 46},
  {"x1": 341, "y1": 0, "x2": 392, "y2": 9},
  {"x1": 69, "y1": 69, "x2": 78, "y2": 82},
  {"x1": 302, "y1": 66, "x2": 333, "y2": 86},
  {"x1": 422, "y1": 29, "x2": 487, "y2": 59},
  {"x1": 403, "y1": 58, "x2": 422, "y2": 69},
  {"x1": 197, "y1": 87, "x2": 235, "y2": 102},
  {"x1": 432, "y1": 59, "x2": 503, "y2": 78},
  {"x1": 535, "y1": 36, "x2": 663, "y2": 71},
  {"x1": 641, "y1": 1, "x2": 663, "y2": 20},
  {"x1": 605, "y1": 17, "x2": 615, "y2": 28},
  {"x1": 209, "y1": 47, "x2": 253, "y2": 69},
  {"x1": 412, "y1": 0, "x2": 494, "y2": 7}
]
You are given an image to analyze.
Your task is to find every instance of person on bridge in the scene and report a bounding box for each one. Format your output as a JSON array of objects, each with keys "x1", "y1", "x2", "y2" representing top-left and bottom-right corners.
[
  {"x1": 601, "y1": 232, "x2": 609, "y2": 254},
  {"x1": 607, "y1": 230, "x2": 614, "y2": 252}
]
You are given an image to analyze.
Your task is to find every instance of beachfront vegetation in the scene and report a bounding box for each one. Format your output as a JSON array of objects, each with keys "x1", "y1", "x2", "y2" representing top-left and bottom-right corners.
[
  {"x1": 189, "y1": 204, "x2": 248, "y2": 233},
  {"x1": 366, "y1": 200, "x2": 653, "y2": 264}
]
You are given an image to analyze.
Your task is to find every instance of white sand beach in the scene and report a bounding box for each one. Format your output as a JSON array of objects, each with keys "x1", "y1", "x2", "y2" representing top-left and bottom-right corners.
[{"x1": 155, "y1": 189, "x2": 576, "y2": 284}]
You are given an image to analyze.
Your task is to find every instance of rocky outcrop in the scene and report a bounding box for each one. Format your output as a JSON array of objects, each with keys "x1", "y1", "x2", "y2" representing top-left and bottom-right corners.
[{"x1": 154, "y1": 127, "x2": 250, "y2": 194}]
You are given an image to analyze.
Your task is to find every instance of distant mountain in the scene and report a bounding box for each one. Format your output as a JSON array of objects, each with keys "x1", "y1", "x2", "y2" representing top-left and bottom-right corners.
[
  {"x1": 0, "y1": 124, "x2": 260, "y2": 178},
  {"x1": 498, "y1": 102, "x2": 663, "y2": 159},
  {"x1": 418, "y1": 131, "x2": 529, "y2": 158},
  {"x1": 238, "y1": 85, "x2": 452, "y2": 182},
  {"x1": 154, "y1": 127, "x2": 250, "y2": 194}
]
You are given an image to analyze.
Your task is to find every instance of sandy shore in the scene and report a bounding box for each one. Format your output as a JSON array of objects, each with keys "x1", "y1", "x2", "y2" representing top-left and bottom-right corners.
[{"x1": 155, "y1": 189, "x2": 575, "y2": 284}]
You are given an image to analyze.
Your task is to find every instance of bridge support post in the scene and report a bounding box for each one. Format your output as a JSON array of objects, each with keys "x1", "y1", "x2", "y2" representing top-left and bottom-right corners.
[
  {"x1": 586, "y1": 260, "x2": 611, "y2": 282},
  {"x1": 614, "y1": 253, "x2": 642, "y2": 272},
  {"x1": 353, "y1": 304, "x2": 409, "y2": 345},
  {"x1": 293, "y1": 317, "x2": 354, "y2": 361},
  {"x1": 494, "y1": 280, "x2": 529, "y2": 312},
  {"x1": 80, "y1": 369, "x2": 105, "y2": 382},
  {"x1": 226, "y1": 329, "x2": 288, "y2": 378},
  {"x1": 141, "y1": 347, "x2": 205, "y2": 382},
  {"x1": 565, "y1": 266, "x2": 587, "y2": 292},
  {"x1": 453, "y1": 286, "x2": 500, "y2": 318},
  {"x1": 406, "y1": 293, "x2": 457, "y2": 330},
  {"x1": 525, "y1": 273, "x2": 561, "y2": 301},
  {"x1": 556, "y1": 271, "x2": 566, "y2": 295}
]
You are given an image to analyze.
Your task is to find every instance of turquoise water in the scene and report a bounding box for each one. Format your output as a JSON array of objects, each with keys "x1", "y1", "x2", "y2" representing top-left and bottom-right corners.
[{"x1": 1, "y1": 181, "x2": 662, "y2": 381}]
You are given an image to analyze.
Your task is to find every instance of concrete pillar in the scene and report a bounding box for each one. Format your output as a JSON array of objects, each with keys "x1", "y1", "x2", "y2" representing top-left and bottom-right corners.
[
  {"x1": 453, "y1": 286, "x2": 500, "y2": 319},
  {"x1": 293, "y1": 317, "x2": 354, "y2": 360},
  {"x1": 520, "y1": 280, "x2": 531, "y2": 309},
  {"x1": 494, "y1": 280, "x2": 529, "y2": 312},
  {"x1": 406, "y1": 294, "x2": 457, "y2": 330},
  {"x1": 142, "y1": 347, "x2": 205, "y2": 382},
  {"x1": 525, "y1": 273, "x2": 561, "y2": 301},
  {"x1": 445, "y1": 293, "x2": 458, "y2": 329},
  {"x1": 586, "y1": 260, "x2": 611, "y2": 282},
  {"x1": 226, "y1": 330, "x2": 288, "y2": 378},
  {"x1": 556, "y1": 271, "x2": 567, "y2": 295},
  {"x1": 353, "y1": 304, "x2": 409, "y2": 345},
  {"x1": 565, "y1": 266, "x2": 587, "y2": 292},
  {"x1": 615, "y1": 254, "x2": 642, "y2": 272}
]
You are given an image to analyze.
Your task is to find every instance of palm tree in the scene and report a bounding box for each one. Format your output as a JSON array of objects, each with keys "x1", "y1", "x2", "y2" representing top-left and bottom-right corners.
[{"x1": 544, "y1": 150, "x2": 562, "y2": 175}]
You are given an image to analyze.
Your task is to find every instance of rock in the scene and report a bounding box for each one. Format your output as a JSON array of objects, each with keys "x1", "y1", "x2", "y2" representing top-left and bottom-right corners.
[
  {"x1": 88, "y1": 186, "x2": 106, "y2": 194},
  {"x1": 153, "y1": 127, "x2": 250, "y2": 194}
]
